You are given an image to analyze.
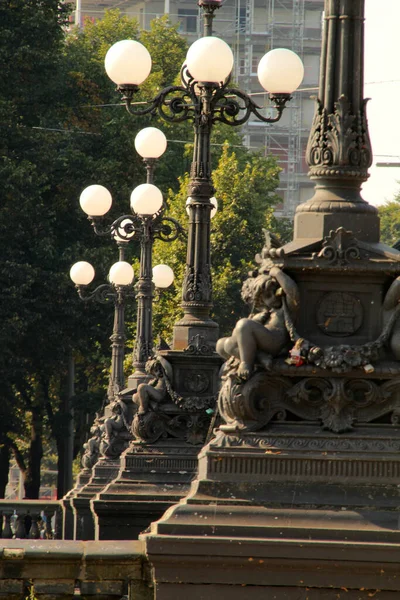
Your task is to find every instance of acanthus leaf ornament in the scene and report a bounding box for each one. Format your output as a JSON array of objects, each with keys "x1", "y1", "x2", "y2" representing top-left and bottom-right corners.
[
  {"x1": 183, "y1": 264, "x2": 212, "y2": 303},
  {"x1": 316, "y1": 227, "x2": 360, "y2": 264},
  {"x1": 217, "y1": 369, "x2": 400, "y2": 435},
  {"x1": 306, "y1": 95, "x2": 373, "y2": 178}
]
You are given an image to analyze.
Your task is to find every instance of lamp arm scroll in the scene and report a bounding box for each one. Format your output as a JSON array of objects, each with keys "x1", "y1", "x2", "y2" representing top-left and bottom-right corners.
[
  {"x1": 120, "y1": 84, "x2": 197, "y2": 124},
  {"x1": 75, "y1": 283, "x2": 116, "y2": 304},
  {"x1": 153, "y1": 216, "x2": 187, "y2": 243},
  {"x1": 212, "y1": 87, "x2": 291, "y2": 127}
]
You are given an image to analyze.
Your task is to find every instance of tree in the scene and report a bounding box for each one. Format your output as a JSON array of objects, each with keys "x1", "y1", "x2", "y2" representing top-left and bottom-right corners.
[
  {"x1": 0, "y1": 6, "x2": 191, "y2": 497},
  {"x1": 378, "y1": 196, "x2": 400, "y2": 247},
  {"x1": 152, "y1": 144, "x2": 282, "y2": 340}
]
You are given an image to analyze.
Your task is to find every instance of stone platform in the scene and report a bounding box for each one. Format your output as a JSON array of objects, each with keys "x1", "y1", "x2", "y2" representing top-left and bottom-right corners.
[{"x1": 144, "y1": 423, "x2": 400, "y2": 599}]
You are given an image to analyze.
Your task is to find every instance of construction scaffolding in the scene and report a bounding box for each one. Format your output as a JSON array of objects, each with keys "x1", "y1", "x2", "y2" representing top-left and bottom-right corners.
[{"x1": 264, "y1": 0, "x2": 305, "y2": 215}]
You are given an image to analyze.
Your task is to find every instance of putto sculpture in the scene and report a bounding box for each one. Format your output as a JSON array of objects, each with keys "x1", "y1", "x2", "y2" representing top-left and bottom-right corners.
[
  {"x1": 130, "y1": 353, "x2": 214, "y2": 445},
  {"x1": 217, "y1": 266, "x2": 299, "y2": 380},
  {"x1": 216, "y1": 227, "x2": 400, "y2": 435},
  {"x1": 132, "y1": 356, "x2": 171, "y2": 416}
]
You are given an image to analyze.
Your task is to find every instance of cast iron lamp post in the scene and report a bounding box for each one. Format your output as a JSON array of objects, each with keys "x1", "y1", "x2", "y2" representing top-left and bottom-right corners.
[
  {"x1": 103, "y1": 0, "x2": 304, "y2": 350},
  {"x1": 70, "y1": 256, "x2": 135, "y2": 405},
  {"x1": 72, "y1": 127, "x2": 182, "y2": 392}
]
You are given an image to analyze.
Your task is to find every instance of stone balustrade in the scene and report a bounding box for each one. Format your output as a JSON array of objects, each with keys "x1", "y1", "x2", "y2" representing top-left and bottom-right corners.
[
  {"x1": 0, "y1": 500, "x2": 61, "y2": 540},
  {"x1": 0, "y1": 539, "x2": 151, "y2": 600}
]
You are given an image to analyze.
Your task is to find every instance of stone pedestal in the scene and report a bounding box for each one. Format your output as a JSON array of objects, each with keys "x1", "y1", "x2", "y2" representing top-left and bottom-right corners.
[
  {"x1": 91, "y1": 349, "x2": 222, "y2": 540},
  {"x1": 144, "y1": 423, "x2": 400, "y2": 599},
  {"x1": 71, "y1": 458, "x2": 120, "y2": 540},
  {"x1": 92, "y1": 440, "x2": 199, "y2": 540},
  {"x1": 62, "y1": 469, "x2": 91, "y2": 540}
]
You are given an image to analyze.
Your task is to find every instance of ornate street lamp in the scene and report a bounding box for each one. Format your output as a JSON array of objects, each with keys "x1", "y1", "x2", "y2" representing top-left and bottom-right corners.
[
  {"x1": 74, "y1": 127, "x2": 182, "y2": 391},
  {"x1": 70, "y1": 255, "x2": 135, "y2": 406},
  {"x1": 103, "y1": 1, "x2": 304, "y2": 350}
]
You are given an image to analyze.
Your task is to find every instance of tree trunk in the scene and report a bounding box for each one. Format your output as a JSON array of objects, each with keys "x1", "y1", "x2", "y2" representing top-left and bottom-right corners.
[
  {"x1": 51, "y1": 356, "x2": 75, "y2": 499},
  {"x1": 24, "y1": 407, "x2": 43, "y2": 499},
  {"x1": 0, "y1": 445, "x2": 11, "y2": 498},
  {"x1": 56, "y1": 435, "x2": 65, "y2": 499}
]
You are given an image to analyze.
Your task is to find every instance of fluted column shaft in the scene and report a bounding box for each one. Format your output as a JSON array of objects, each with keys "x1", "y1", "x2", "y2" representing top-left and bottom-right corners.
[{"x1": 295, "y1": 0, "x2": 379, "y2": 243}]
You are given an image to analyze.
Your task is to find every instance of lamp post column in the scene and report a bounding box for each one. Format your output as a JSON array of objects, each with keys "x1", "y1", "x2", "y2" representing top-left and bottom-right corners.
[
  {"x1": 106, "y1": 242, "x2": 128, "y2": 402},
  {"x1": 173, "y1": 87, "x2": 218, "y2": 350},
  {"x1": 172, "y1": 2, "x2": 222, "y2": 351},
  {"x1": 130, "y1": 216, "x2": 154, "y2": 384},
  {"x1": 130, "y1": 157, "x2": 157, "y2": 385},
  {"x1": 295, "y1": 0, "x2": 378, "y2": 245}
]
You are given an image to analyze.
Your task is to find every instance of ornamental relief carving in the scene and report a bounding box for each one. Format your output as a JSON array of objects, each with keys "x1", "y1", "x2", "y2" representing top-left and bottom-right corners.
[
  {"x1": 210, "y1": 432, "x2": 400, "y2": 453},
  {"x1": 316, "y1": 292, "x2": 363, "y2": 337},
  {"x1": 306, "y1": 95, "x2": 372, "y2": 176},
  {"x1": 183, "y1": 264, "x2": 212, "y2": 303},
  {"x1": 217, "y1": 368, "x2": 400, "y2": 435},
  {"x1": 130, "y1": 354, "x2": 215, "y2": 445}
]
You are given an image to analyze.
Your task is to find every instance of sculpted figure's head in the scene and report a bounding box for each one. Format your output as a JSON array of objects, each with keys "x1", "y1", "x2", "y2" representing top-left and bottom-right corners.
[{"x1": 242, "y1": 273, "x2": 281, "y2": 312}]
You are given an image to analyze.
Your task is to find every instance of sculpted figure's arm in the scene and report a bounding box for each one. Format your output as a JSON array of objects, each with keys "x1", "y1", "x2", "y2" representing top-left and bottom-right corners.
[
  {"x1": 383, "y1": 276, "x2": 400, "y2": 311},
  {"x1": 269, "y1": 266, "x2": 300, "y2": 317},
  {"x1": 251, "y1": 310, "x2": 270, "y2": 324}
]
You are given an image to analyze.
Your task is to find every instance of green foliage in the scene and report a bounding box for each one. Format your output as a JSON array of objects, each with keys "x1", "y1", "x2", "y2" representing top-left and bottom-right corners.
[
  {"x1": 0, "y1": 4, "x2": 192, "y2": 496},
  {"x1": 378, "y1": 195, "x2": 400, "y2": 247},
  {"x1": 141, "y1": 16, "x2": 188, "y2": 88}
]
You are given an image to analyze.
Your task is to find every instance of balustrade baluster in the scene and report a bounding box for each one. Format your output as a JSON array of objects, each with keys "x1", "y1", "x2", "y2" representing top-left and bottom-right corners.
[
  {"x1": 44, "y1": 509, "x2": 54, "y2": 539},
  {"x1": 1, "y1": 513, "x2": 13, "y2": 539},
  {"x1": 15, "y1": 513, "x2": 27, "y2": 538},
  {"x1": 28, "y1": 513, "x2": 40, "y2": 539}
]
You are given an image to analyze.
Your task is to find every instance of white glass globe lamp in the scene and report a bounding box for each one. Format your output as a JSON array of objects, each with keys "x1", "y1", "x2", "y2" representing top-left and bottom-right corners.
[
  {"x1": 210, "y1": 196, "x2": 218, "y2": 219},
  {"x1": 105, "y1": 40, "x2": 152, "y2": 86},
  {"x1": 186, "y1": 37, "x2": 234, "y2": 83},
  {"x1": 70, "y1": 261, "x2": 95, "y2": 286},
  {"x1": 257, "y1": 48, "x2": 304, "y2": 94},
  {"x1": 109, "y1": 261, "x2": 134, "y2": 286},
  {"x1": 134, "y1": 127, "x2": 167, "y2": 159},
  {"x1": 130, "y1": 183, "x2": 163, "y2": 216},
  {"x1": 113, "y1": 218, "x2": 135, "y2": 242},
  {"x1": 80, "y1": 185, "x2": 112, "y2": 217},
  {"x1": 153, "y1": 264, "x2": 174, "y2": 288}
]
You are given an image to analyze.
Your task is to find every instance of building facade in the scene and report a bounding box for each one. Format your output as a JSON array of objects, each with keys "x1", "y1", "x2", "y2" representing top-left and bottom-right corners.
[{"x1": 77, "y1": 0, "x2": 324, "y2": 216}]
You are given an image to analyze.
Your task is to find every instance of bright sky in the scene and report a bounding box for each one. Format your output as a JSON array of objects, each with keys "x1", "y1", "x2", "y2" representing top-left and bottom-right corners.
[{"x1": 362, "y1": 0, "x2": 400, "y2": 206}]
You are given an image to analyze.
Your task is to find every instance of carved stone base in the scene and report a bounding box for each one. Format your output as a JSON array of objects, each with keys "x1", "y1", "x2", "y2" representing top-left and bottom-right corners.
[
  {"x1": 61, "y1": 468, "x2": 92, "y2": 540},
  {"x1": 70, "y1": 457, "x2": 120, "y2": 540},
  {"x1": 294, "y1": 187, "x2": 380, "y2": 245},
  {"x1": 143, "y1": 424, "x2": 400, "y2": 599},
  {"x1": 159, "y1": 348, "x2": 222, "y2": 399},
  {"x1": 92, "y1": 440, "x2": 200, "y2": 541},
  {"x1": 172, "y1": 310, "x2": 219, "y2": 352}
]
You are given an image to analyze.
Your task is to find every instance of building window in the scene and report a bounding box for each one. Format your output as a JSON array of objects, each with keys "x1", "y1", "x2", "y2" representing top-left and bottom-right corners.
[{"x1": 178, "y1": 9, "x2": 198, "y2": 34}]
